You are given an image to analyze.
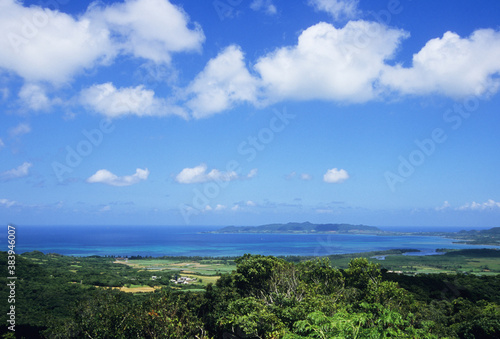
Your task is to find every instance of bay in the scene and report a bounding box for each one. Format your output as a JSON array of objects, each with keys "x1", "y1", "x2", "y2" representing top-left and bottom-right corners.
[{"x1": 4, "y1": 225, "x2": 499, "y2": 257}]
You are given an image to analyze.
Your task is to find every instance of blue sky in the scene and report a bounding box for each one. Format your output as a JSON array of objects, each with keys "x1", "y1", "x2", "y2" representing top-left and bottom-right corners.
[{"x1": 1, "y1": 0, "x2": 500, "y2": 228}]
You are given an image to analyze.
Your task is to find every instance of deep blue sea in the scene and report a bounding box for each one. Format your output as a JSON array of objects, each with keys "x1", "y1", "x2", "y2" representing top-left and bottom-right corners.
[{"x1": 3, "y1": 225, "x2": 499, "y2": 257}]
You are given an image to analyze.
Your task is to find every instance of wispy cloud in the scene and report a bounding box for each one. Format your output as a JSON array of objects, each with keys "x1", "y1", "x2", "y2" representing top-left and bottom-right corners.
[
  {"x1": 457, "y1": 199, "x2": 500, "y2": 211},
  {"x1": 9, "y1": 123, "x2": 31, "y2": 138},
  {"x1": 435, "y1": 201, "x2": 451, "y2": 211},
  {"x1": 286, "y1": 172, "x2": 312, "y2": 180},
  {"x1": 87, "y1": 168, "x2": 150, "y2": 186},
  {"x1": 308, "y1": 0, "x2": 359, "y2": 21},
  {"x1": 0, "y1": 162, "x2": 32, "y2": 181},
  {"x1": 250, "y1": 0, "x2": 277, "y2": 15},
  {"x1": 301, "y1": 173, "x2": 312, "y2": 181},
  {"x1": 323, "y1": 168, "x2": 349, "y2": 183},
  {"x1": 175, "y1": 163, "x2": 257, "y2": 184},
  {"x1": 0, "y1": 198, "x2": 17, "y2": 208}
]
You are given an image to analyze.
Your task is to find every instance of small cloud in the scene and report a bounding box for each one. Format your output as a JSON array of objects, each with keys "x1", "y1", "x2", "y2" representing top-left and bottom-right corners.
[
  {"x1": 99, "y1": 205, "x2": 111, "y2": 212},
  {"x1": 316, "y1": 208, "x2": 334, "y2": 214},
  {"x1": 286, "y1": 172, "x2": 311, "y2": 180},
  {"x1": 175, "y1": 164, "x2": 255, "y2": 184},
  {"x1": 435, "y1": 201, "x2": 451, "y2": 211},
  {"x1": 18, "y1": 84, "x2": 52, "y2": 111},
  {"x1": 246, "y1": 200, "x2": 256, "y2": 207},
  {"x1": 215, "y1": 204, "x2": 226, "y2": 211},
  {"x1": 457, "y1": 199, "x2": 500, "y2": 211},
  {"x1": 301, "y1": 173, "x2": 312, "y2": 181},
  {"x1": 247, "y1": 168, "x2": 258, "y2": 178},
  {"x1": 323, "y1": 168, "x2": 349, "y2": 183},
  {"x1": 0, "y1": 138, "x2": 4, "y2": 149},
  {"x1": 308, "y1": 0, "x2": 359, "y2": 21},
  {"x1": 250, "y1": 0, "x2": 277, "y2": 15},
  {"x1": 87, "y1": 168, "x2": 149, "y2": 186},
  {"x1": 0, "y1": 162, "x2": 32, "y2": 181},
  {"x1": 9, "y1": 123, "x2": 31, "y2": 138},
  {"x1": 0, "y1": 198, "x2": 17, "y2": 208},
  {"x1": 231, "y1": 204, "x2": 240, "y2": 211}
]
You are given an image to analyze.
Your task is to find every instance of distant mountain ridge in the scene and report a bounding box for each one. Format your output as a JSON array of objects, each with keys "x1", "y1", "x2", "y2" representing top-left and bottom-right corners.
[{"x1": 212, "y1": 222, "x2": 381, "y2": 234}]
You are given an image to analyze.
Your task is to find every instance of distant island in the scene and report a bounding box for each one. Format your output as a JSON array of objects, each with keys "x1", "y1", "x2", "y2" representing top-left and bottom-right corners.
[
  {"x1": 210, "y1": 223, "x2": 500, "y2": 246},
  {"x1": 445, "y1": 227, "x2": 500, "y2": 246},
  {"x1": 210, "y1": 222, "x2": 383, "y2": 234}
]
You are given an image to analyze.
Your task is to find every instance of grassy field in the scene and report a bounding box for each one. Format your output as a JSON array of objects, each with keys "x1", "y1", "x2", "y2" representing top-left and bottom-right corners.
[
  {"x1": 327, "y1": 249, "x2": 500, "y2": 275},
  {"x1": 118, "y1": 258, "x2": 237, "y2": 289}
]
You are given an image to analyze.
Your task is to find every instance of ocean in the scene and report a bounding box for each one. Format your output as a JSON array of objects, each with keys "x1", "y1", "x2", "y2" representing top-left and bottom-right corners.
[{"x1": 3, "y1": 225, "x2": 499, "y2": 257}]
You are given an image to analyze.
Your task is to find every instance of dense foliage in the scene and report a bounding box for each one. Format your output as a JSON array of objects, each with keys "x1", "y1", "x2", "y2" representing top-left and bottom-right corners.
[{"x1": 2, "y1": 252, "x2": 500, "y2": 338}]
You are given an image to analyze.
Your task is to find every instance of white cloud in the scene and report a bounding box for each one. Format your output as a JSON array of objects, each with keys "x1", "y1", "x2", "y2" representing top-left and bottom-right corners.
[
  {"x1": 323, "y1": 168, "x2": 349, "y2": 183},
  {"x1": 457, "y1": 199, "x2": 500, "y2": 211},
  {"x1": 301, "y1": 173, "x2": 312, "y2": 180},
  {"x1": 0, "y1": 199, "x2": 17, "y2": 208},
  {"x1": 0, "y1": 0, "x2": 115, "y2": 85},
  {"x1": 247, "y1": 168, "x2": 258, "y2": 179},
  {"x1": 91, "y1": 0, "x2": 205, "y2": 64},
  {"x1": 99, "y1": 205, "x2": 111, "y2": 212},
  {"x1": 87, "y1": 168, "x2": 149, "y2": 186},
  {"x1": 80, "y1": 82, "x2": 186, "y2": 118},
  {"x1": 435, "y1": 200, "x2": 451, "y2": 211},
  {"x1": 381, "y1": 29, "x2": 500, "y2": 97},
  {"x1": 216, "y1": 204, "x2": 227, "y2": 211},
  {"x1": 186, "y1": 45, "x2": 259, "y2": 118},
  {"x1": 246, "y1": 200, "x2": 256, "y2": 206},
  {"x1": 250, "y1": 0, "x2": 277, "y2": 15},
  {"x1": 0, "y1": 139, "x2": 4, "y2": 149},
  {"x1": 308, "y1": 0, "x2": 359, "y2": 21},
  {"x1": 0, "y1": 162, "x2": 32, "y2": 181},
  {"x1": 18, "y1": 83, "x2": 51, "y2": 111},
  {"x1": 0, "y1": 0, "x2": 203, "y2": 85},
  {"x1": 255, "y1": 21, "x2": 407, "y2": 103},
  {"x1": 175, "y1": 163, "x2": 242, "y2": 184},
  {"x1": 9, "y1": 123, "x2": 31, "y2": 138}
]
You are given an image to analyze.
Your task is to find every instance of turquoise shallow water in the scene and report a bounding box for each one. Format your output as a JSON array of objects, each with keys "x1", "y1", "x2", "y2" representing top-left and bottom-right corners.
[{"x1": 3, "y1": 225, "x2": 499, "y2": 257}]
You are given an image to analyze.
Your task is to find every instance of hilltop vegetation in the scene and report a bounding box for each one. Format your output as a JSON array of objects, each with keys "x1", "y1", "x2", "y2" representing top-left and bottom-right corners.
[{"x1": 2, "y1": 250, "x2": 500, "y2": 338}]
